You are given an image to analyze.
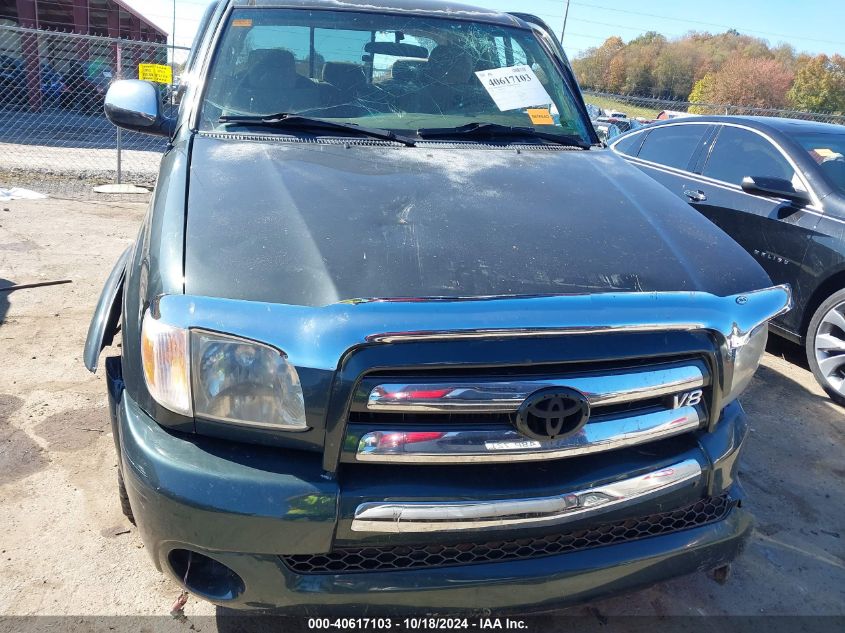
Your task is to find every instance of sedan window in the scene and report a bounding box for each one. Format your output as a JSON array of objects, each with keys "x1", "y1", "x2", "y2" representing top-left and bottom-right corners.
[
  {"x1": 703, "y1": 126, "x2": 795, "y2": 186},
  {"x1": 612, "y1": 130, "x2": 646, "y2": 156},
  {"x1": 793, "y1": 132, "x2": 845, "y2": 195},
  {"x1": 636, "y1": 124, "x2": 710, "y2": 171}
]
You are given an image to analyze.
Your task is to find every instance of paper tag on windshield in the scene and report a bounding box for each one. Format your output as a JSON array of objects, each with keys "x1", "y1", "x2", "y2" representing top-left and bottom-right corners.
[
  {"x1": 527, "y1": 108, "x2": 554, "y2": 125},
  {"x1": 475, "y1": 65, "x2": 553, "y2": 112}
]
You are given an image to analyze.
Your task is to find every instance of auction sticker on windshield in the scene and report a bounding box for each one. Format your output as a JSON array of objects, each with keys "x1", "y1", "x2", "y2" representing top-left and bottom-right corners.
[
  {"x1": 475, "y1": 65, "x2": 554, "y2": 112},
  {"x1": 527, "y1": 108, "x2": 554, "y2": 125}
]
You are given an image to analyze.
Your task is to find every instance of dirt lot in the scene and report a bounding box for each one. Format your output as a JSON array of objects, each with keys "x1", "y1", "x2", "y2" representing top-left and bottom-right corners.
[{"x1": 0, "y1": 197, "x2": 843, "y2": 627}]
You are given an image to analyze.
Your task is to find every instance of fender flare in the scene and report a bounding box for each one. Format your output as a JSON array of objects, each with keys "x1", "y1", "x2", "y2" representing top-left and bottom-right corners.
[{"x1": 84, "y1": 247, "x2": 131, "y2": 373}]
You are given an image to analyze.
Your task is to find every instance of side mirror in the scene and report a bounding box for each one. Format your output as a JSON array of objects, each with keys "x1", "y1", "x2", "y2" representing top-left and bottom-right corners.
[
  {"x1": 104, "y1": 80, "x2": 175, "y2": 137},
  {"x1": 741, "y1": 176, "x2": 811, "y2": 205}
]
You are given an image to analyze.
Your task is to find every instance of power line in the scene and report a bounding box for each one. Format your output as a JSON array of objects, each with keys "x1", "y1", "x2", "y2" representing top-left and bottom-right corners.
[
  {"x1": 568, "y1": 16, "x2": 689, "y2": 37},
  {"x1": 530, "y1": 0, "x2": 845, "y2": 47}
]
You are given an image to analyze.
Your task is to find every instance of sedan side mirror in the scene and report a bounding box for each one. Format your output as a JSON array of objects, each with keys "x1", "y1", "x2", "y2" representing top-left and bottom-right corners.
[
  {"x1": 741, "y1": 176, "x2": 811, "y2": 205},
  {"x1": 104, "y1": 80, "x2": 175, "y2": 137}
]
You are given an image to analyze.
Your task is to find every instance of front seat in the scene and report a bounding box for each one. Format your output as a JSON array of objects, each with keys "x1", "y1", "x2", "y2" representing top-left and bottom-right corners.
[
  {"x1": 230, "y1": 49, "x2": 319, "y2": 114},
  {"x1": 412, "y1": 45, "x2": 482, "y2": 114},
  {"x1": 322, "y1": 62, "x2": 368, "y2": 106}
]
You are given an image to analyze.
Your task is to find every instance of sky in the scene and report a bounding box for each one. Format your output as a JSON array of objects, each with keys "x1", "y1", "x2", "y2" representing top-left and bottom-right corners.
[{"x1": 125, "y1": 0, "x2": 845, "y2": 58}]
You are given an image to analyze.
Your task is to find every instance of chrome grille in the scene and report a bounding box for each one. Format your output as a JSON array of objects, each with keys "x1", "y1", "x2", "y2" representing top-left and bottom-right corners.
[
  {"x1": 347, "y1": 358, "x2": 711, "y2": 463},
  {"x1": 364, "y1": 360, "x2": 708, "y2": 412},
  {"x1": 282, "y1": 494, "x2": 735, "y2": 574}
]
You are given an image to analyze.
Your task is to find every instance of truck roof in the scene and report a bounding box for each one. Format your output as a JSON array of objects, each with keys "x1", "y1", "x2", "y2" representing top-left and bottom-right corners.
[{"x1": 230, "y1": 0, "x2": 525, "y2": 27}]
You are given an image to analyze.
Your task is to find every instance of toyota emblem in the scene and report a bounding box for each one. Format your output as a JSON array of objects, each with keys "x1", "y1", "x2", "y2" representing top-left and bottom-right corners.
[{"x1": 514, "y1": 387, "x2": 591, "y2": 441}]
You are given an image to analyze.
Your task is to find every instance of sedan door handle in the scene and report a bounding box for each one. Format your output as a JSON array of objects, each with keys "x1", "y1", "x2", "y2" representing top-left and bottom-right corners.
[{"x1": 684, "y1": 189, "x2": 707, "y2": 202}]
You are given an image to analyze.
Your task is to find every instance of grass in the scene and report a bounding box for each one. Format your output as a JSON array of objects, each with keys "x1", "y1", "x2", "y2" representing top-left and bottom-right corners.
[{"x1": 582, "y1": 94, "x2": 663, "y2": 120}]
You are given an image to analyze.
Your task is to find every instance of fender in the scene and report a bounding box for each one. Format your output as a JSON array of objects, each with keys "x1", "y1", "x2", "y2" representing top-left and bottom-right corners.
[{"x1": 84, "y1": 247, "x2": 131, "y2": 372}]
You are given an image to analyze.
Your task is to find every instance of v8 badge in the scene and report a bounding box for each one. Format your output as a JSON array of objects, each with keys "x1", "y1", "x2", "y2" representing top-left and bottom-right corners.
[{"x1": 671, "y1": 389, "x2": 703, "y2": 409}]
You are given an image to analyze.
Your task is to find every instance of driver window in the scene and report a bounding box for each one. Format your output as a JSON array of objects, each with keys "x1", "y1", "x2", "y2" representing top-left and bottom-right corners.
[{"x1": 703, "y1": 126, "x2": 796, "y2": 187}]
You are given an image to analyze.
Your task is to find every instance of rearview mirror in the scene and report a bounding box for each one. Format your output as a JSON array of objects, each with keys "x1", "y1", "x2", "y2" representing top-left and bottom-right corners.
[
  {"x1": 104, "y1": 80, "x2": 175, "y2": 137},
  {"x1": 741, "y1": 176, "x2": 811, "y2": 204},
  {"x1": 363, "y1": 41, "x2": 429, "y2": 59}
]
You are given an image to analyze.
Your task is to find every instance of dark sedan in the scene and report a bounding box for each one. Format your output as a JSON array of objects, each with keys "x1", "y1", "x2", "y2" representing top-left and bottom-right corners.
[{"x1": 611, "y1": 116, "x2": 845, "y2": 404}]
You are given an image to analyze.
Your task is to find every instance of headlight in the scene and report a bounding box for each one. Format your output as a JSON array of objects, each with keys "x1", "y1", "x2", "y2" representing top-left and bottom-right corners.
[
  {"x1": 191, "y1": 330, "x2": 306, "y2": 429},
  {"x1": 140, "y1": 310, "x2": 306, "y2": 430},
  {"x1": 723, "y1": 323, "x2": 768, "y2": 406},
  {"x1": 141, "y1": 314, "x2": 192, "y2": 416}
]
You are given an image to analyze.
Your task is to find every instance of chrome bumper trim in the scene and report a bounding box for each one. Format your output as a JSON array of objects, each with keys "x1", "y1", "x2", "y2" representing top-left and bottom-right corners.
[
  {"x1": 351, "y1": 459, "x2": 703, "y2": 532},
  {"x1": 355, "y1": 405, "x2": 703, "y2": 463},
  {"x1": 366, "y1": 362, "x2": 707, "y2": 413}
]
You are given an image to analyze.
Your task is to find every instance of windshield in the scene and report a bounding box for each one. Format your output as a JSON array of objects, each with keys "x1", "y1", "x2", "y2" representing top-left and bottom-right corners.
[
  {"x1": 795, "y1": 132, "x2": 845, "y2": 195},
  {"x1": 200, "y1": 8, "x2": 591, "y2": 143}
]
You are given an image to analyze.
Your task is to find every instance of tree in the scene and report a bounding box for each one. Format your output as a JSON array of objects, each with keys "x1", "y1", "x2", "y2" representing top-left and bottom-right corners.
[
  {"x1": 686, "y1": 57, "x2": 794, "y2": 109},
  {"x1": 605, "y1": 55, "x2": 626, "y2": 93},
  {"x1": 654, "y1": 40, "x2": 702, "y2": 99},
  {"x1": 688, "y1": 73, "x2": 718, "y2": 113},
  {"x1": 787, "y1": 54, "x2": 845, "y2": 113},
  {"x1": 620, "y1": 32, "x2": 665, "y2": 96},
  {"x1": 570, "y1": 27, "x2": 821, "y2": 112},
  {"x1": 772, "y1": 43, "x2": 798, "y2": 71},
  {"x1": 571, "y1": 36, "x2": 624, "y2": 91}
]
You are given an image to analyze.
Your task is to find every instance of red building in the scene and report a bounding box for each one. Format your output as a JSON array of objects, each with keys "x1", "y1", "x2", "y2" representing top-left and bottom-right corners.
[
  {"x1": 1, "y1": 0, "x2": 167, "y2": 42},
  {"x1": 0, "y1": 0, "x2": 168, "y2": 109}
]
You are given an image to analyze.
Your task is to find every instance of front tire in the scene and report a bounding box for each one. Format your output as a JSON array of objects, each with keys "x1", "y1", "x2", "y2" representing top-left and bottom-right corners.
[{"x1": 806, "y1": 288, "x2": 845, "y2": 406}]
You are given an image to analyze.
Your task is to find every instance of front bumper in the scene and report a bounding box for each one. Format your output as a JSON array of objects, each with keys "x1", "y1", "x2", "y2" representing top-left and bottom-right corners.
[{"x1": 116, "y1": 388, "x2": 752, "y2": 612}]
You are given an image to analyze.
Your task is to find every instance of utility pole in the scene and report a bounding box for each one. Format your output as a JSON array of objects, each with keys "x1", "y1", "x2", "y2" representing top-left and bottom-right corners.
[
  {"x1": 172, "y1": 0, "x2": 177, "y2": 117},
  {"x1": 560, "y1": 0, "x2": 571, "y2": 43},
  {"x1": 172, "y1": 0, "x2": 177, "y2": 63}
]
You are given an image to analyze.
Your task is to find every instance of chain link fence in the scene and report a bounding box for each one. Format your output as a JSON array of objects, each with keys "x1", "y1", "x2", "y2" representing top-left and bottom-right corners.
[
  {"x1": 0, "y1": 24, "x2": 189, "y2": 198},
  {"x1": 582, "y1": 89, "x2": 845, "y2": 126}
]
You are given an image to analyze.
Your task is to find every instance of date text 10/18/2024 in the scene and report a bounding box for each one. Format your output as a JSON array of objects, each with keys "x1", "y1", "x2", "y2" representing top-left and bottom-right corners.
[{"x1": 307, "y1": 618, "x2": 530, "y2": 630}]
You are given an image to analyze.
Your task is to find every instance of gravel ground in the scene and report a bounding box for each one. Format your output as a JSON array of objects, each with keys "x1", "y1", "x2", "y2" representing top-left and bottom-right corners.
[
  {"x1": 0, "y1": 197, "x2": 842, "y2": 629},
  {"x1": 0, "y1": 142, "x2": 160, "y2": 186}
]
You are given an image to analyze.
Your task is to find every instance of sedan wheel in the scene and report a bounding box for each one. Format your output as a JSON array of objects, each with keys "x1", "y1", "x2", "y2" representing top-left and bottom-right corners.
[{"x1": 807, "y1": 289, "x2": 845, "y2": 406}]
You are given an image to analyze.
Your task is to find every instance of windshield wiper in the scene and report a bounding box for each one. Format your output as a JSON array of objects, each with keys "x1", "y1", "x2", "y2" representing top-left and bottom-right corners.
[
  {"x1": 218, "y1": 113, "x2": 416, "y2": 147},
  {"x1": 417, "y1": 122, "x2": 589, "y2": 149}
]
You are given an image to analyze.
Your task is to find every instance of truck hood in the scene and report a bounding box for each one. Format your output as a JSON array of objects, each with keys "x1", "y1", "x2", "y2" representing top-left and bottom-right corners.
[{"x1": 184, "y1": 135, "x2": 771, "y2": 306}]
